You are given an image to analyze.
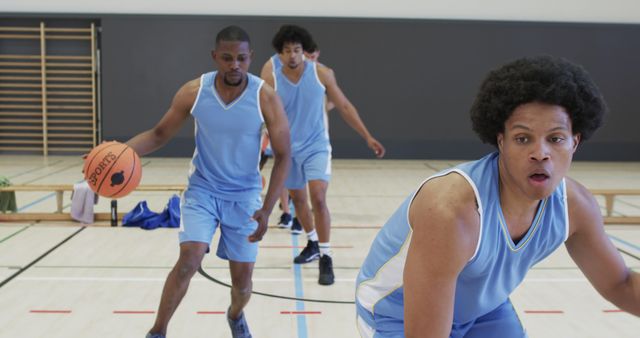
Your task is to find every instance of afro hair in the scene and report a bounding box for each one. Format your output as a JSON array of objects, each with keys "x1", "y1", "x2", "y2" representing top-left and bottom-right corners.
[{"x1": 470, "y1": 55, "x2": 607, "y2": 146}]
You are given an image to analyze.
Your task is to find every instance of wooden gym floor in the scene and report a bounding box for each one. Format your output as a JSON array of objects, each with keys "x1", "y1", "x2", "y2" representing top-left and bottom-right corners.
[{"x1": 0, "y1": 155, "x2": 639, "y2": 337}]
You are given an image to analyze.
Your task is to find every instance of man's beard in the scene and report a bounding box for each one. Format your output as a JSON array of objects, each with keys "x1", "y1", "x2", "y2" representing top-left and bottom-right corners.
[{"x1": 224, "y1": 73, "x2": 244, "y2": 87}]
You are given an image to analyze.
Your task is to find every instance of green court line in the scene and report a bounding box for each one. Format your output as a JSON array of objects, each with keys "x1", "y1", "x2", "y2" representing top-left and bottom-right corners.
[
  {"x1": 0, "y1": 226, "x2": 29, "y2": 245},
  {"x1": 21, "y1": 162, "x2": 82, "y2": 185},
  {"x1": 8, "y1": 160, "x2": 64, "y2": 179}
]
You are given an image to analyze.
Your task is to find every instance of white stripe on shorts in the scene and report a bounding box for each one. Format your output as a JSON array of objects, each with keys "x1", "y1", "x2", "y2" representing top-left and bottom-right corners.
[{"x1": 357, "y1": 314, "x2": 375, "y2": 338}]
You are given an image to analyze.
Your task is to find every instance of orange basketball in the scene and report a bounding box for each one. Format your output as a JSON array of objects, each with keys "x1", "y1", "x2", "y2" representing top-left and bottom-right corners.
[{"x1": 83, "y1": 141, "x2": 142, "y2": 198}]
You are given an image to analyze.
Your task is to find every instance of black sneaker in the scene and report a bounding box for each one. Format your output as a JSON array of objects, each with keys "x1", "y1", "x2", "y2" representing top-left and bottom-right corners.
[
  {"x1": 318, "y1": 255, "x2": 335, "y2": 285},
  {"x1": 277, "y1": 212, "x2": 292, "y2": 229},
  {"x1": 294, "y1": 240, "x2": 320, "y2": 264},
  {"x1": 290, "y1": 217, "x2": 303, "y2": 235}
]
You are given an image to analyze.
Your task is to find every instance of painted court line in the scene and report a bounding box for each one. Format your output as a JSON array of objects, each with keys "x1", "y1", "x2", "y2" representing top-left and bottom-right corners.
[
  {"x1": 609, "y1": 235, "x2": 640, "y2": 252},
  {"x1": 524, "y1": 310, "x2": 564, "y2": 314},
  {"x1": 113, "y1": 310, "x2": 155, "y2": 314},
  {"x1": 0, "y1": 226, "x2": 29, "y2": 244},
  {"x1": 30, "y1": 310, "x2": 71, "y2": 314},
  {"x1": 260, "y1": 245, "x2": 353, "y2": 249},
  {"x1": 15, "y1": 276, "x2": 356, "y2": 283},
  {"x1": 291, "y1": 235, "x2": 309, "y2": 338},
  {"x1": 281, "y1": 311, "x2": 322, "y2": 315},
  {"x1": 21, "y1": 162, "x2": 81, "y2": 185},
  {"x1": 196, "y1": 311, "x2": 225, "y2": 315},
  {"x1": 15, "y1": 276, "x2": 594, "y2": 283},
  {"x1": 8, "y1": 159, "x2": 63, "y2": 179}
]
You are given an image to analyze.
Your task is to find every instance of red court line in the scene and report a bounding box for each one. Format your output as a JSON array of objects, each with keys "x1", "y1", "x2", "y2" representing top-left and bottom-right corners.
[
  {"x1": 197, "y1": 311, "x2": 225, "y2": 315},
  {"x1": 280, "y1": 311, "x2": 322, "y2": 315},
  {"x1": 603, "y1": 309, "x2": 623, "y2": 313},
  {"x1": 30, "y1": 310, "x2": 71, "y2": 314},
  {"x1": 113, "y1": 310, "x2": 155, "y2": 314},
  {"x1": 260, "y1": 245, "x2": 353, "y2": 249},
  {"x1": 524, "y1": 310, "x2": 564, "y2": 314}
]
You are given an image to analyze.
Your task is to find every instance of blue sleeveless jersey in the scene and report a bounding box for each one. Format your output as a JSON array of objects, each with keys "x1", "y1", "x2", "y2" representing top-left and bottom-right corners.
[
  {"x1": 272, "y1": 59, "x2": 330, "y2": 156},
  {"x1": 187, "y1": 71, "x2": 265, "y2": 201},
  {"x1": 356, "y1": 152, "x2": 569, "y2": 332},
  {"x1": 270, "y1": 54, "x2": 282, "y2": 70}
]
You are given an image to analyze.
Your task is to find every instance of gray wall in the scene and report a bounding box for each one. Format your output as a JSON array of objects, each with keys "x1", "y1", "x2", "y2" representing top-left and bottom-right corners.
[{"x1": 5, "y1": 15, "x2": 640, "y2": 160}]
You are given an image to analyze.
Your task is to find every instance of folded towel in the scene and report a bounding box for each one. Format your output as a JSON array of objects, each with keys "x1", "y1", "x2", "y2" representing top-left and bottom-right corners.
[{"x1": 70, "y1": 181, "x2": 99, "y2": 224}]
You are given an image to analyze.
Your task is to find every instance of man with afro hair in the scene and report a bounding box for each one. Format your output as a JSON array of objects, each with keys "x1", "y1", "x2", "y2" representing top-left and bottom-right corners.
[
  {"x1": 262, "y1": 25, "x2": 385, "y2": 285},
  {"x1": 356, "y1": 55, "x2": 639, "y2": 337}
]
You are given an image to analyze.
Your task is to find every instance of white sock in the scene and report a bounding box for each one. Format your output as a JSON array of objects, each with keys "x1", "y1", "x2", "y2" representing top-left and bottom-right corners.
[
  {"x1": 307, "y1": 230, "x2": 319, "y2": 242},
  {"x1": 319, "y1": 242, "x2": 331, "y2": 256}
]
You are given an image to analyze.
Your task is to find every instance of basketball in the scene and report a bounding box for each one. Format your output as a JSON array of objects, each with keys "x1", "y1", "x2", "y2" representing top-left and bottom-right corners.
[{"x1": 83, "y1": 141, "x2": 142, "y2": 198}]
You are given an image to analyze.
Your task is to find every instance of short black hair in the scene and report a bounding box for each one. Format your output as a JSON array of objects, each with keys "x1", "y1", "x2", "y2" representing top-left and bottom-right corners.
[
  {"x1": 271, "y1": 25, "x2": 315, "y2": 53},
  {"x1": 306, "y1": 41, "x2": 318, "y2": 53},
  {"x1": 215, "y1": 25, "x2": 251, "y2": 47},
  {"x1": 470, "y1": 55, "x2": 607, "y2": 146}
]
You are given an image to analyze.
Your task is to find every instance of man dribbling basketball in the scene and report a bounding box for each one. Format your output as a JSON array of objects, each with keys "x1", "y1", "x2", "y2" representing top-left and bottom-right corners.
[{"x1": 125, "y1": 26, "x2": 291, "y2": 338}]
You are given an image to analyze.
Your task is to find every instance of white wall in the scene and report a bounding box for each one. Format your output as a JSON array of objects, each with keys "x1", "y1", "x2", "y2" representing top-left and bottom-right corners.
[{"x1": 1, "y1": 0, "x2": 640, "y2": 24}]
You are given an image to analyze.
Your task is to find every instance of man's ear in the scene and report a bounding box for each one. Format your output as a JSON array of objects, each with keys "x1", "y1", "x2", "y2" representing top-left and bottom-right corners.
[
  {"x1": 497, "y1": 133, "x2": 504, "y2": 151},
  {"x1": 572, "y1": 133, "x2": 581, "y2": 153}
]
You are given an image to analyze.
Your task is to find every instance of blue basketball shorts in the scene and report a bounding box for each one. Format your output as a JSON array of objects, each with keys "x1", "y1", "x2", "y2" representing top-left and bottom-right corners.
[
  {"x1": 178, "y1": 187, "x2": 262, "y2": 262},
  {"x1": 356, "y1": 299, "x2": 527, "y2": 338},
  {"x1": 285, "y1": 150, "x2": 331, "y2": 190}
]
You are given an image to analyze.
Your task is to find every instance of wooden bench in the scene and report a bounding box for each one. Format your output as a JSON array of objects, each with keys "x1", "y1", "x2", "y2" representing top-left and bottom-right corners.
[
  {"x1": 0, "y1": 184, "x2": 186, "y2": 223},
  {"x1": 1, "y1": 185, "x2": 639, "y2": 225},
  {"x1": 590, "y1": 189, "x2": 640, "y2": 225}
]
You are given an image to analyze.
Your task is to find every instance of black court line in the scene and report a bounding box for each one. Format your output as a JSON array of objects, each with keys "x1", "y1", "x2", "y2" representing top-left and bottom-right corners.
[
  {"x1": 0, "y1": 226, "x2": 86, "y2": 289},
  {"x1": 617, "y1": 247, "x2": 640, "y2": 262},
  {"x1": 198, "y1": 266, "x2": 355, "y2": 304}
]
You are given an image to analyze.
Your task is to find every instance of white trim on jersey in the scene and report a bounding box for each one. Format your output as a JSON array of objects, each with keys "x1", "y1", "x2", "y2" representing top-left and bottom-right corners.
[
  {"x1": 356, "y1": 229, "x2": 412, "y2": 314},
  {"x1": 189, "y1": 74, "x2": 205, "y2": 115},
  {"x1": 255, "y1": 80, "x2": 265, "y2": 123},
  {"x1": 562, "y1": 179, "x2": 570, "y2": 242},
  {"x1": 255, "y1": 80, "x2": 266, "y2": 170},
  {"x1": 322, "y1": 97, "x2": 330, "y2": 139},
  {"x1": 187, "y1": 123, "x2": 199, "y2": 179},
  {"x1": 270, "y1": 57, "x2": 278, "y2": 91},
  {"x1": 210, "y1": 75, "x2": 250, "y2": 111},
  {"x1": 419, "y1": 169, "x2": 484, "y2": 261},
  {"x1": 311, "y1": 62, "x2": 326, "y2": 91},
  {"x1": 356, "y1": 169, "x2": 485, "y2": 316}
]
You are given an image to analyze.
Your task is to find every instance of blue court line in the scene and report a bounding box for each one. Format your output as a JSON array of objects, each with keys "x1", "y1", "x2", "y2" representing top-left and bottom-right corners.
[
  {"x1": 291, "y1": 235, "x2": 309, "y2": 338},
  {"x1": 18, "y1": 193, "x2": 57, "y2": 212},
  {"x1": 18, "y1": 178, "x2": 84, "y2": 212},
  {"x1": 609, "y1": 234, "x2": 640, "y2": 252}
]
